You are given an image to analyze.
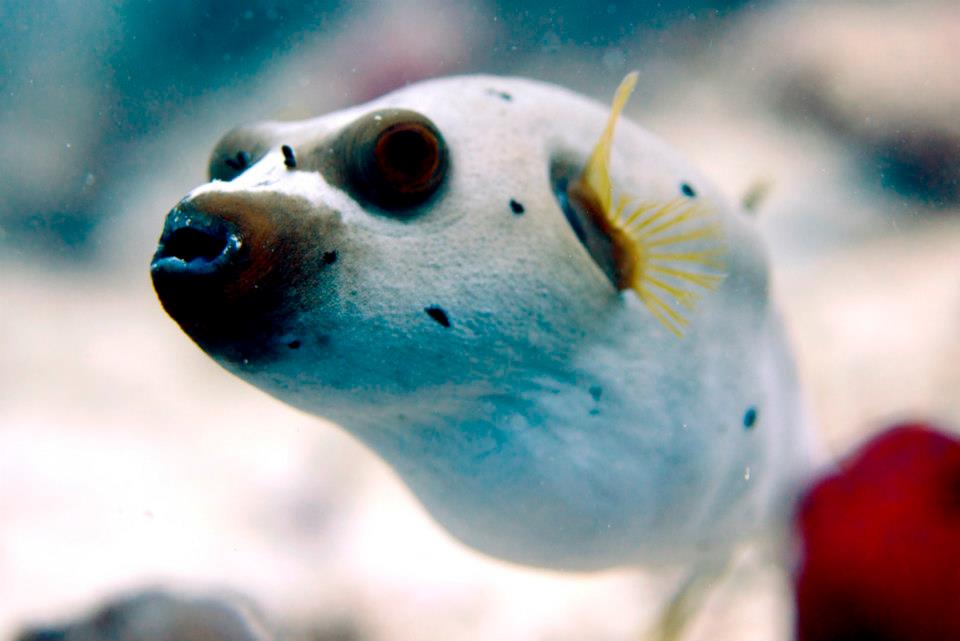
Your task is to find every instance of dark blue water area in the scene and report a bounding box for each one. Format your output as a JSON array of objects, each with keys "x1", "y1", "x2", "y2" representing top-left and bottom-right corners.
[{"x1": 0, "y1": 0, "x2": 760, "y2": 260}]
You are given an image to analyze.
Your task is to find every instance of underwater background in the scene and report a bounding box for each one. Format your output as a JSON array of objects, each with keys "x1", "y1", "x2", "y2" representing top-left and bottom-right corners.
[{"x1": 2, "y1": 1, "x2": 959, "y2": 639}]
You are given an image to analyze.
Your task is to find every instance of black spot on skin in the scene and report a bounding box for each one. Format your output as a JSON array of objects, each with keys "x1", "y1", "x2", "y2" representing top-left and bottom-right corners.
[
  {"x1": 425, "y1": 306, "x2": 451, "y2": 328},
  {"x1": 743, "y1": 406, "x2": 758, "y2": 430},
  {"x1": 681, "y1": 182, "x2": 697, "y2": 198},
  {"x1": 589, "y1": 385, "x2": 603, "y2": 402},
  {"x1": 322, "y1": 250, "x2": 338, "y2": 265},
  {"x1": 487, "y1": 88, "x2": 512, "y2": 101},
  {"x1": 509, "y1": 199, "x2": 525, "y2": 214},
  {"x1": 287, "y1": 339, "x2": 301, "y2": 349},
  {"x1": 281, "y1": 144, "x2": 297, "y2": 168}
]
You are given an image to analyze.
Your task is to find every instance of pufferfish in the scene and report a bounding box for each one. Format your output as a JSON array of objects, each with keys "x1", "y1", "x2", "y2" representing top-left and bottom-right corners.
[{"x1": 150, "y1": 73, "x2": 815, "y2": 573}]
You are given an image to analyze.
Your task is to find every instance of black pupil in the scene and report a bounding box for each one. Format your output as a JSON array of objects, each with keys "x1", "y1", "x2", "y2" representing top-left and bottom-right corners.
[{"x1": 378, "y1": 127, "x2": 435, "y2": 182}]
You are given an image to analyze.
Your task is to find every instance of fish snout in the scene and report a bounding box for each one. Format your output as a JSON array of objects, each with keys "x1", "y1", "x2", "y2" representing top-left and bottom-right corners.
[
  {"x1": 151, "y1": 191, "x2": 328, "y2": 362},
  {"x1": 152, "y1": 206, "x2": 243, "y2": 277},
  {"x1": 151, "y1": 195, "x2": 278, "y2": 316}
]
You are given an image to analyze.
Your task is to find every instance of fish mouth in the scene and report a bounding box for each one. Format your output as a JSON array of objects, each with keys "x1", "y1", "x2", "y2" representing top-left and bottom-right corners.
[
  {"x1": 151, "y1": 207, "x2": 243, "y2": 277},
  {"x1": 150, "y1": 191, "x2": 340, "y2": 364}
]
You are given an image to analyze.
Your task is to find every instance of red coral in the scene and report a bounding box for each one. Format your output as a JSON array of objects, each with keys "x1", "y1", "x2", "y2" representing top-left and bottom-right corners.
[{"x1": 794, "y1": 423, "x2": 960, "y2": 641}]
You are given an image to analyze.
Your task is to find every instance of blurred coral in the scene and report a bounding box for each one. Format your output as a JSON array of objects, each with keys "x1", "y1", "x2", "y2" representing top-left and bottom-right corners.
[{"x1": 793, "y1": 423, "x2": 960, "y2": 641}]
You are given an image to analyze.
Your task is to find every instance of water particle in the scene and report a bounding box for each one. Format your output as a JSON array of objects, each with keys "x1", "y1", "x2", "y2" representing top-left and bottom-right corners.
[
  {"x1": 322, "y1": 250, "x2": 338, "y2": 265},
  {"x1": 743, "y1": 406, "x2": 758, "y2": 429},
  {"x1": 744, "y1": 466, "x2": 752, "y2": 481},
  {"x1": 602, "y1": 47, "x2": 626, "y2": 71},
  {"x1": 589, "y1": 385, "x2": 603, "y2": 402},
  {"x1": 540, "y1": 31, "x2": 561, "y2": 53},
  {"x1": 681, "y1": 182, "x2": 697, "y2": 198},
  {"x1": 509, "y1": 199, "x2": 525, "y2": 214},
  {"x1": 287, "y1": 340, "x2": 301, "y2": 349}
]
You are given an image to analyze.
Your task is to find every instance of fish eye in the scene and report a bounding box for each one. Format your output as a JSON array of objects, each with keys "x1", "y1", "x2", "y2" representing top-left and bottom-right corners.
[{"x1": 341, "y1": 109, "x2": 448, "y2": 211}]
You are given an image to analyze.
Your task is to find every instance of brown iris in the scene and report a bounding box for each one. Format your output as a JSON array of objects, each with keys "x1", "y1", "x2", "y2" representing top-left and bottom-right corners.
[{"x1": 340, "y1": 109, "x2": 448, "y2": 211}]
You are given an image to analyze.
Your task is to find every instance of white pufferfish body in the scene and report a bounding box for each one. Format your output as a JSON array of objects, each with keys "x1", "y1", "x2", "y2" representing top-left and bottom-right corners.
[{"x1": 151, "y1": 74, "x2": 815, "y2": 571}]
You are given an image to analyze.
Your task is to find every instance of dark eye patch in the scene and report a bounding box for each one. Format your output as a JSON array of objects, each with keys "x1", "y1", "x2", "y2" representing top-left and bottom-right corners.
[{"x1": 323, "y1": 109, "x2": 449, "y2": 213}]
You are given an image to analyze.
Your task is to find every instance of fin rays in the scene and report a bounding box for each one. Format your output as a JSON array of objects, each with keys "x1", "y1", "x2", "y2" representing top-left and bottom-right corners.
[
  {"x1": 580, "y1": 72, "x2": 638, "y2": 215},
  {"x1": 621, "y1": 198, "x2": 726, "y2": 337},
  {"x1": 617, "y1": 196, "x2": 725, "y2": 337},
  {"x1": 575, "y1": 71, "x2": 727, "y2": 337}
]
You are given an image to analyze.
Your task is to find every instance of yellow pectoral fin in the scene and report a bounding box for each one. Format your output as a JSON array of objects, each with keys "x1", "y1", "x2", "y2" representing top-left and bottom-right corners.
[
  {"x1": 625, "y1": 200, "x2": 726, "y2": 337},
  {"x1": 571, "y1": 72, "x2": 726, "y2": 337},
  {"x1": 579, "y1": 71, "x2": 639, "y2": 216}
]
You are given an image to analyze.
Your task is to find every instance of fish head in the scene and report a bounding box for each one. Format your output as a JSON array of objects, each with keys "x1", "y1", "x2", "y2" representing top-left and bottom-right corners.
[{"x1": 150, "y1": 75, "x2": 769, "y2": 419}]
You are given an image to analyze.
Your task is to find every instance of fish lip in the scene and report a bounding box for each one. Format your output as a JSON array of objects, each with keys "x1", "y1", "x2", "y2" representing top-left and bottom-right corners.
[{"x1": 150, "y1": 207, "x2": 243, "y2": 277}]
